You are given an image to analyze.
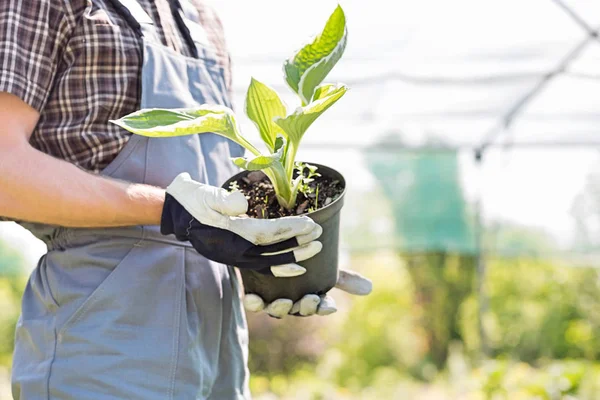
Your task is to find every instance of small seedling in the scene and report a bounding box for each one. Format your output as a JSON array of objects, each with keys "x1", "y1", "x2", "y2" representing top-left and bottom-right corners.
[
  {"x1": 111, "y1": 6, "x2": 348, "y2": 211},
  {"x1": 295, "y1": 162, "x2": 321, "y2": 196},
  {"x1": 228, "y1": 181, "x2": 240, "y2": 192}
]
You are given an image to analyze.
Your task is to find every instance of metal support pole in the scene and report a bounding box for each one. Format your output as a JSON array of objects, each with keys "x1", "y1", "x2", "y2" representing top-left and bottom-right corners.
[{"x1": 474, "y1": 149, "x2": 489, "y2": 360}]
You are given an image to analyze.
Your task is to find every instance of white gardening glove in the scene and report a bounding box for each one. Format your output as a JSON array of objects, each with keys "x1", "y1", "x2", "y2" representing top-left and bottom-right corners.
[
  {"x1": 161, "y1": 173, "x2": 323, "y2": 277},
  {"x1": 243, "y1": 269, "x2": 373, "y2": 318}
]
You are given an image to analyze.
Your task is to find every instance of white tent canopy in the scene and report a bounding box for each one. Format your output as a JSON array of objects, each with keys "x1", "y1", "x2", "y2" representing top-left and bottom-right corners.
[
  {"x1": 211, "y1": 0, "x2": 600, "y2": 256},
  {"x1": 217, "y1": 0, "x2": 600, "y2": 146}
]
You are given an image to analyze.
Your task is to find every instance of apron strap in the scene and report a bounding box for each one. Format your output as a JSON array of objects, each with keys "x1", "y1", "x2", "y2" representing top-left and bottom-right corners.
[
  {"x1": 107, "y1": 0, "x2": 204, "y2": 59},
  {"x1": 176, "y1": 0, "x2": 212, "y2": 48},
  {"x1": 168, "y1": 0, "x2": 200, "y2": 59},
  {"x1": 106, "y1": 0, "x2": 154, "y2": 38}
]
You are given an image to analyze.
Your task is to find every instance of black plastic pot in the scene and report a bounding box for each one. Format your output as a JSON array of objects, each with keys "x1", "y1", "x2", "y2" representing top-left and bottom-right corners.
[{"x1": 222, "y1": 163, "x2": 346, "y2": 303}]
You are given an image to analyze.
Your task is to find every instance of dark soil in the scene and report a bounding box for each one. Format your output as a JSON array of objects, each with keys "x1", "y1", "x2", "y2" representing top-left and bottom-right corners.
[{"x1": 233, "y1": 171, "x2": 344, "y2": 219}]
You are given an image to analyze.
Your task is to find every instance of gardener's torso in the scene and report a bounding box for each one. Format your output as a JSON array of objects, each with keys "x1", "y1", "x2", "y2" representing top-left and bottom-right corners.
[
  {"x1": 16, "y1": 0, "x2": 243, "y2": 240},
  {"x1": 11, "y1": 0, "x2": 250, "y2": 399},
  {"x1": 22, "y1": 0, "x2": 232, "y2": 173}
]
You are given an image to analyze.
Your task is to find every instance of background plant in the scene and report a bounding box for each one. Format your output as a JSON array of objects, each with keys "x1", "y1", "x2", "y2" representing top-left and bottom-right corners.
[
  {"x1": 3, "y1": 220, "x2": 600, "y2": 398},
  {"x1": 111, "y1": 6, "x2": 349, "y2": 210}
]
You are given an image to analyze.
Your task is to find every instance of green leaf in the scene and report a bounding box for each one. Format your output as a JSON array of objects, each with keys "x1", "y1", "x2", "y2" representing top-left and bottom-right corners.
[
  {"x1": 313, "y1": 83, "x2": 344, "y2": 101},
  {"x1": 284, "y1": 63, "x2": 301, "y2": 94},
  {"x1": 289, "y1": 173, "x2": 305, "y2": 208},
  {"x1": 298, "y1": 29, "x2": 347, "y2": 104},
  {"x1": 283, "y1": 5, "x2": 347, "y2": 103},
  {"x1": 232, "y1": 155, "x2": 277, "y2": 171},
  {"x1": 110, "y1": 105, "x2": 262, "y2": 156},
  {"x1": 110, "y1": 105, "x2": 236, "y2": 139},
  {"x1": 112, "y1": 109, "x2": 196, "y2": 131},
  {"x1": 274, "y1": 84, "x2": 348, "y2": 146},
  {"x1": 273, "y1": 135, "x2": 286, "y2": 153},
  {"x1": 232, "y1": 146, "x2": 284, "y2": 171},
  {"x1": 245, "y1": 78, "x2": 287, "y2": 151}
]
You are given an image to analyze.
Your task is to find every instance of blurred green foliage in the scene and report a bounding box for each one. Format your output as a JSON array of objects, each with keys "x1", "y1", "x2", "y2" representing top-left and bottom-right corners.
[
  {"x1": 2, "y1": 238, "x2": 600, "y2": 398},
  {"x1": 247, "y1": 253, "x2": 600, "y2": 398},
  {"x1": 481, "y1": 258, "x2": 600, "y2": 362},
  {"x1": 0, "y1": 277, "x2": 24, "y2": 368},
  {"x1": 366, "y1": 137, "x2": 479, "y2": 369},
  {"x1": 404, "y1": 253, "x2": 476, "y2": 370},
  {"x1": 0, "y1": 239, "x2": 26, "y2": 368},
  {"x1": 250, "y1": 358, "x2": 600, "y2": 399}
]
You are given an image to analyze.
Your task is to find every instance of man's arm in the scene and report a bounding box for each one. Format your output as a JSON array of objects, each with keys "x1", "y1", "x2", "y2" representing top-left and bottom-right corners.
[{"x1": 0, "y1": 92, "x2": 165, "y2": 227}]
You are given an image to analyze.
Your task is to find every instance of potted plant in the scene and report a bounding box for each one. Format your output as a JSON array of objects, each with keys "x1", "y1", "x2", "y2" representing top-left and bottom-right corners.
[{"x1": 111, "y1": 5, "x2": 348, "y2": 303}]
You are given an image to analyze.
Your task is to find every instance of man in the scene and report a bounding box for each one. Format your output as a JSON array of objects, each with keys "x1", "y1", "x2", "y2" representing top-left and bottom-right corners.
[{"x1": 0, "y1": 0, "x2": 371, "y2": 399}]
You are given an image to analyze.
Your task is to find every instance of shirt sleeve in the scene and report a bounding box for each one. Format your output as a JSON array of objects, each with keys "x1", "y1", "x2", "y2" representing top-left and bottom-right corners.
[{"x1": 0, "y1": 0, "x2": 73, "y2": 112}]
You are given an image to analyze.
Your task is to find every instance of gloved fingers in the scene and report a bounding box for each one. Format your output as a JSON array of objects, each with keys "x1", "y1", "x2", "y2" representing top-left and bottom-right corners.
[
  {"x1": 166, "y1": 174, "x2": 243, "y2": 232},
  {"x1": 291, "y1": 241, "x2": 323, "y2": 262},
  {"x1": 256, "y1": 241, "x2": 322, "y2": 267},
  {"x1": 205, "y1": 186, "x2": 248, "y2": 216},
  {"x1": 244, "y1": 292, "x2": 334, "y2": 317},
  {"x1": 270, "y1": 263, "x2": 306, "y2": 278},
  {"x1": 266, "y1": 299, "x2": 293, "y2": 318},
  {"x1": 228, "y1": 215, "x2": 318, "y2": 245},
  {"x1": 245, "y1": 237, "x2": 299, "y2": 256},
  {"x1": 289, "y1": 294, "x2": 320, "y2": 316},
  {"x1": 316, "y1": 295, "x2": 337, "y2": 316},
  {"x1": 243, "y1": 294, "x2": 266, "y2": 312},
  {"x1": 335, "y1": 269, "x2": 373, "y2": 296},
  {"x1": 243, "y1": 248, "x2": 295, "y2": 269},
  {"x1": 295, "y1": 224, "x2": 323, "y2": 245},
  {"x1": 290, "y1": 299, "x2": 301, "y2": 315},
  {"x1": 245, "y1": 224, "x2": 323, "y2": 256}
]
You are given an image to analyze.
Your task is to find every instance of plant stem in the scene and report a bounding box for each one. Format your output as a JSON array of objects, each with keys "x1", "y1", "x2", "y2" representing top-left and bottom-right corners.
[
  {"x1": 285, "y1": 142, "x2": 298, "y2": 182},
  {"x1": 266, "y1": 162, "x2": 294, "y2": 210}
]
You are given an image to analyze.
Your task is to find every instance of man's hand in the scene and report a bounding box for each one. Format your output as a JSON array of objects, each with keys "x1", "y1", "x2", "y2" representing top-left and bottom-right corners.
[
  {"x1": 161, "y1": 173, "x2": 323, "y2": 277},
  {"x1": 243, "y1": 269, "x2": 373, "y2": 318}
]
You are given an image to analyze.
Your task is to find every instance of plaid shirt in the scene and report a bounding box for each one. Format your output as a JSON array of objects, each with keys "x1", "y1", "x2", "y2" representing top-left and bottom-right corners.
[{"x1": 0, "y1": 0, "x2": 231, "y2": 173}]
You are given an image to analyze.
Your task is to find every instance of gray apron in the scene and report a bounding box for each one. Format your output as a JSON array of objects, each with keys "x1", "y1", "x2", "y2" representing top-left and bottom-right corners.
[{"x1": 11, "y1": 0, "x2": 250, "y2": 398}]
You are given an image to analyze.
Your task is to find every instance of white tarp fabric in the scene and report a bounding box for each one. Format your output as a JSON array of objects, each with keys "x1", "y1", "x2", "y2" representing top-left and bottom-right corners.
[{"x1": 212, "y1": 0, "x2": 600, "y2": 259}]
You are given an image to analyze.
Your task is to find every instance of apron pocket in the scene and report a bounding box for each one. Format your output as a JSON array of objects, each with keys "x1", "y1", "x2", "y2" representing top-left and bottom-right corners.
[
  {"x1": 55, "y1": 241, "x2": 142, "y2": 334},
  {"x1": 49, "y1": 242, "x2": 185, "y2": 400}
]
